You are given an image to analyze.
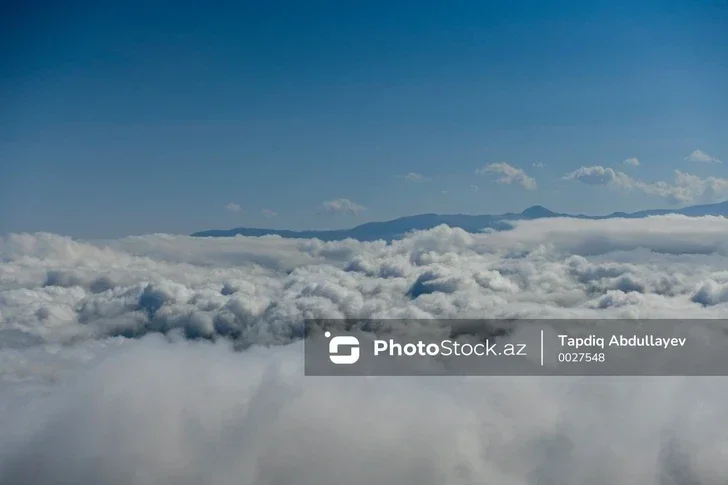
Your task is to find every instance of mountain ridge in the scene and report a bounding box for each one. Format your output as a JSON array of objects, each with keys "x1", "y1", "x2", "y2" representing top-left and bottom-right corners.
[{"x1": 191, "y1": 200, "x2": 728, "y2": 242}]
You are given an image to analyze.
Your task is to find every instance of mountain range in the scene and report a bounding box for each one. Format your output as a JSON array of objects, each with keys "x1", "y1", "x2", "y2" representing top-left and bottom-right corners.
[{"x1": 191, "y1": 200, "x2": 728, "y2": 242}]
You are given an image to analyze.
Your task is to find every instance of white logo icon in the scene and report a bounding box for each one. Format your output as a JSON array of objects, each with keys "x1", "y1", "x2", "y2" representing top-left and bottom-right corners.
[{"x1": 325, "y1": 331, "x2": 360, "y2": 364}]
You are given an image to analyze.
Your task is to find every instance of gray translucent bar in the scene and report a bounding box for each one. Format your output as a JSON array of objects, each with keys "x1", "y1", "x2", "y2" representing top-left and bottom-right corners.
[{"x1": 303, "y1": 319, "x2": 728, "y2": 376}]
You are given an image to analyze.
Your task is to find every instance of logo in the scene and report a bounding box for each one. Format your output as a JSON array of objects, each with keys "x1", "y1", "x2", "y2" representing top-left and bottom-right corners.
[{"x1": 325, "y1": 331, "x2": 360, "y2": 364}]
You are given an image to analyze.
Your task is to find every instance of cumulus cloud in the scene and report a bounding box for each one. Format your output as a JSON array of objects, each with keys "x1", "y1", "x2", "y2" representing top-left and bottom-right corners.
[
  {"x1": 2, "y1": 335, "x2": 727, "y2": 485},
  {"x1": 563, "y1": 166, "x2": 633, "y2": 187},
  {"x1": 476, "y1": 163, "x2": 537, "y2": 190},
  {"x1": 8, "y1": 218, "x2": 728, "y2": 348},
  {"x1": 564, "y1": 166, "x2": 728, "y2": 204},
  {"x1": 321, "y1": 198, "x2": 366, "y2": 215},
  {"x1": 685, "y1": 149, "x2": 721, "y2": 164},
  {"x1": 225, "y1": 202, "x2": 242, "y2": 212},
  {"x1": 623, "y1": 157, "x2": 640, "y2": 166},
  {"x1": 3, "y1": 218, "x2": 728, "y2": 483},
  {"x1": 402, "y1": 172, "x2": 429, "y2": 182},
  {"x1": 262, "y1": 208, "x2": 277, "y2": 218}
]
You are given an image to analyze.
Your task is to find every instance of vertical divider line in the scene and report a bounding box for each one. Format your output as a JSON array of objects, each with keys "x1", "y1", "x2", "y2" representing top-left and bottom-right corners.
[{"x1": 540, "y1": 330, "x2": 544, "y2": 366}]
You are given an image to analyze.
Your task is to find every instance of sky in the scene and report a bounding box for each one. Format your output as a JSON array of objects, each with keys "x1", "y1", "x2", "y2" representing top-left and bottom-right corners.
[{"x1": 1, "y1": 0, "x2": 727, "y2": 237}]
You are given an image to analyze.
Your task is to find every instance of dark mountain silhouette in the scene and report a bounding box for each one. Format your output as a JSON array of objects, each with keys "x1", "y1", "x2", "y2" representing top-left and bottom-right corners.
[{"x1": 191, "y1": 200, "x2": 728, "y2": 242}]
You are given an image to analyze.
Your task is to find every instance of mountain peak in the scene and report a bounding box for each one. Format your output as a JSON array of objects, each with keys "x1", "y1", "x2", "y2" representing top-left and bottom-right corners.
[{"x1": 520, "y1": 205, "x2": 556, "y2": 218}]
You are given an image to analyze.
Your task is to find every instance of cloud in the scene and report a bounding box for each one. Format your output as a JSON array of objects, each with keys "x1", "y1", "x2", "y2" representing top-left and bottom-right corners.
[
  {"x1": 476, "y1": 163, "x2": 537, "y2": 190},
  {"x1": 4, "y1": 334, "x2": 727, "y2": 485},
  {"x1": 685, "y1": 149, "x2": 721, "y2": 164},
  {"x1": 321, "y1": 198, "x2": 366, "y2": 215},
  {"x1": 470, "y1": 184, "x2": 479, "y2": 191},
  {"x1": 564, "y1": 166, "x2": 728, "y2": 204},
  {"x1": 4, "y1": 220, "x2": 728, "y2": 483},
  {"x1": 563, "y1": 166, "x2": 634, "y2": 187},
  {"x1": 532, "y1": 162, "x2": 545, "y2": 168},
  {"x1": 262, "y1": 209, "x2": 277, "y2": 218},
  {"x1": 623, "y1": 157, "x2": 640, "y2": 166},
  {"x1": 402, "y1": 172, "x2": 429, "y2": 182},
  {"x1": 225, "y1": 202, "x2": 242, "y2": 212},
  {"x1": 6, "y1": 217, "x2": 728, "y2": 347}
]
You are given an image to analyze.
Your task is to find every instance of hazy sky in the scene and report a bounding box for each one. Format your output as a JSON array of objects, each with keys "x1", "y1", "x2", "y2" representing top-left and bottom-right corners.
[{"x1": 1, "y1": 0, "x2": 727, "y2": 237}]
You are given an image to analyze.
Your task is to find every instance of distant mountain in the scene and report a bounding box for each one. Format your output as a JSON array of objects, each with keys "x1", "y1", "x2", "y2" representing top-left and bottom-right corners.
[{"x1": 191, "y1": 200, "x2": 728, "y2": 242}]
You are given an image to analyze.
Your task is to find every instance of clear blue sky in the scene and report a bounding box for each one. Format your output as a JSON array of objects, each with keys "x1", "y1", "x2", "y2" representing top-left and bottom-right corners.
[{"x1": 1, "y1": 0, "x2": 727, "y2": 237}]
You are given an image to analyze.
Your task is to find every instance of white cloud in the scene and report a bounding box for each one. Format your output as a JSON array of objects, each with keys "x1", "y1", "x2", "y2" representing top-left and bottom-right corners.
[
  {"x1": 532, "y1": 162, "x2": 545, "y2": 168},
  {"x1": 3, "y1": 220, "x2": 728, "y2": 483},
  {"x1": 403, "y1": 172, "x2": 429, "y2": 182},
  {"x1": 225, "y1": 202, "x2": 242, "y2": 212},
  {"x1": 5, "y1": 333, "x2": 727, "y2": 484},
  {"x1": 623, "y1": 157, "x2": 640, "y2": 166},
  {"x1": 564, "y1": 166, "x2": 728, "y2": 204},
  {"x1": 321, "y1": 198, "x2": 366, "y2": 215},
  {"x1": 6, "y1": 218, "x2": 728, "y2": 348},
  {"x1": 262, "y1": 208, "x2": 277, "y2": 218},
  {"x1": 685, "y1": 149, "x2": 721, "y2": 164},
  {"x1": 470, "y1": 184, "x2": 479, "y2": 191},
  {"x1": 476, "y1": 163, "x2": 537, "y2": 190},
  {"x1": 563, "y1": 166, "x2": 633, "y2": 187}
]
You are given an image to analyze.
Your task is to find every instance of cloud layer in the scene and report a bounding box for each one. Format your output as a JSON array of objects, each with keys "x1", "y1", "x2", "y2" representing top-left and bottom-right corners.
[{"x1": 2, "y1": 216, "x2": 728, "y2": 483}]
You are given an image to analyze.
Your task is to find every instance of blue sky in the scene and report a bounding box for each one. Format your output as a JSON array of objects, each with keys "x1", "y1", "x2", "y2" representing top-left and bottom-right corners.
[{"x1": 1, "y1": 0, "x2": 727, "y2": 237}]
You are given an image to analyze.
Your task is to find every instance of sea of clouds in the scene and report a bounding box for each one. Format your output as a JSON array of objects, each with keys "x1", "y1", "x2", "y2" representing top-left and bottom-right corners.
[{"x1": 1, "y1": 215, "x2": 728, "y2": 484}]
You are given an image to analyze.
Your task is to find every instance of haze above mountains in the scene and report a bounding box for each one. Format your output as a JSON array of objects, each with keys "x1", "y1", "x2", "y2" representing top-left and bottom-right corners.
[{"x1": 192, "y1": 200, "x2": 728, "y2": 242}]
